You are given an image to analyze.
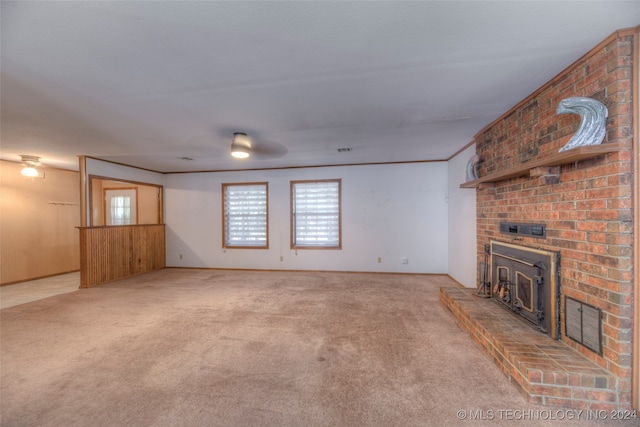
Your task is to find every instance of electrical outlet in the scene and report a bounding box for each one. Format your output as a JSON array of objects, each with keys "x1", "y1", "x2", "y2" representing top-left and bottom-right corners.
[
  {"x1": 402, "y1": 257, "x2": 409, "y2": 265},
  {"x1": 179, "y1": 254, "x2": 183, "y2": 260},
  {"x1": 377, "y1": 257, "x2": 382, "y2": 263},
  {"x1": 280, "y1": 256, "x2": 284, "y2": 262}
]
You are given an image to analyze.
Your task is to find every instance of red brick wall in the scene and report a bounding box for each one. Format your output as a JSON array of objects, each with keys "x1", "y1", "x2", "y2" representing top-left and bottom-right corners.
[{"x1": 473, "y1": 30, "x2": 635, "y2": 405}]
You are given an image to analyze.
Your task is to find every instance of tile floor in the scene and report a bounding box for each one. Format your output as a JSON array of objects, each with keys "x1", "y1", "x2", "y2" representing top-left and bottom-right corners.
[{"x1": 0, "y1": 272, "x2": 80, "y2": 309}]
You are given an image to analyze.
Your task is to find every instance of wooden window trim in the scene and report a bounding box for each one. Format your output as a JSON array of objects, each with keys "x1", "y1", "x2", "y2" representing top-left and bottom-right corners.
[
  {"x1": 88, "y1": 175, "x2": 163, "y2": 226},
  {"x1": 222, "y1": 182, "x2": 269, "y2": 249},
  {"x1": 290, "y1": 179, "x2": 342, "y2": 250}
]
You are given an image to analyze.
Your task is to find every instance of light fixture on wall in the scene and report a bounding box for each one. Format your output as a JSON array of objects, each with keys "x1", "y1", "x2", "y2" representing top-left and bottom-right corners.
[
  {"x1": 231, "y1": 133, "x2": 251, "y2": 159},
  {"x1": 20, "y1": 155, "x2": 41, "y2": 177}
]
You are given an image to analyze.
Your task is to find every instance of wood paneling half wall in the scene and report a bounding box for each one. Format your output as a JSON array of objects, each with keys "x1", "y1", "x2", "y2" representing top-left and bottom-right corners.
[{"x1": 78, "y1": 224, "x2": 165, "y2": 288}]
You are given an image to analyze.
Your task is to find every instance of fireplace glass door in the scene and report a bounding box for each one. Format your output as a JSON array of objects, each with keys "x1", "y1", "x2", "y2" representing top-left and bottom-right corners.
[{"x1": 493, "y1": 258, "x2": 540, "y2": 326}]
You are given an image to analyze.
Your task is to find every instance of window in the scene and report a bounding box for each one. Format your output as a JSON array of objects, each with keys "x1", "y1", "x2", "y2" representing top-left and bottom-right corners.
[
  {"x1": 222, "y1": 182, "x2": 268, "y2": 248},
  {"x1": 111, "y1": 196, "x2": 131, "y2": 225},
  {"x1": 291, "y1": 179, "x2": 341, "y2": 249},
  {"x1": 104, "y1": 188, "x2": 137, "y2": 225}
]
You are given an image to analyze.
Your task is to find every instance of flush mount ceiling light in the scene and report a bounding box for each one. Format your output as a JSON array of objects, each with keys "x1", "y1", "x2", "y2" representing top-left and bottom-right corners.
[
  {"x1": 231, "y1": 132, "x2": 251, "y2": 159},
  {"x1": 20, "y1": 155, "x2": 41, "y2": 177}
]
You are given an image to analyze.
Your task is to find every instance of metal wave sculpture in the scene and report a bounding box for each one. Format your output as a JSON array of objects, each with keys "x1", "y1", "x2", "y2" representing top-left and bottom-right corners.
[
  {"x1": 556, "y1": 97, "x2": 608, "y2": 152},
  {"x1": 465, "y1": 154, "x2": 479, "y2": 182}
]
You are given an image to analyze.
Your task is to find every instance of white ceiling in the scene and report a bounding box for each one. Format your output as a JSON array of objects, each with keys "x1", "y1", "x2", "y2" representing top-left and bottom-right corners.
[{"x1": 1, "y1": 1, "x2": 639, "y2": 173}]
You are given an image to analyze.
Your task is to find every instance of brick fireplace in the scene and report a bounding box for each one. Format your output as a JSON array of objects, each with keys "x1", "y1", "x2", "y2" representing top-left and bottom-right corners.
[{"x1": 442, "y1": 27, "x2": 637, "y2": 410}]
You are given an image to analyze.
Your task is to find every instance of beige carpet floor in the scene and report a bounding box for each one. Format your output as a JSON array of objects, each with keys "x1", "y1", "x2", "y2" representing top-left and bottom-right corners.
[{"x1": 0, "y1": 269, "x2": 626, "y2": 426}]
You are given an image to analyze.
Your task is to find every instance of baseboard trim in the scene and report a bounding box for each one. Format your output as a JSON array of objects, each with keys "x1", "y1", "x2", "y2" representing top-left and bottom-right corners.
[{"x1": 164, "y1": 266, "x2": 446, "y2": 277}]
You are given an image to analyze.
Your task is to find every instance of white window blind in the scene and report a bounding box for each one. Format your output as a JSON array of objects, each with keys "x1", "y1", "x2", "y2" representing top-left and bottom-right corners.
[
  {"x1": 223, "y1": 183, "x2": 268, "y2": 248},
  {"x1": 292, "y1": 180, "x2": 341, "y2": 248}
]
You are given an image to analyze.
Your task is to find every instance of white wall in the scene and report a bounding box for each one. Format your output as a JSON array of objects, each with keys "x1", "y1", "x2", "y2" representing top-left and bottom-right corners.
[
  {"x1": 164, "y1": 162, "x2": 448, "y2": 273},
  {"x1": 447, "y1": 145, "x2": 477, "y2": 287}
]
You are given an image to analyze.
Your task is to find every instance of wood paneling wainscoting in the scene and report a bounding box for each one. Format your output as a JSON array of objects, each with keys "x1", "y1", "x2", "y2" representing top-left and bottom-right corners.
[{"x1": 78, "y1": 224, "x2": 165, "y2": 288}]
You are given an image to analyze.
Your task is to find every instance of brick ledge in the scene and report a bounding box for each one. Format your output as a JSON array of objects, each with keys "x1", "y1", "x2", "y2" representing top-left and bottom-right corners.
[{"x1": 440, "y1": 287, "x2": 622, "y2": 410}]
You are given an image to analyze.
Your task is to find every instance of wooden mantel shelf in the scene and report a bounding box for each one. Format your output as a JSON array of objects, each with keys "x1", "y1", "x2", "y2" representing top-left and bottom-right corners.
[{"x1": 460, "y1": 142, "x2": 624, "y2": 188}]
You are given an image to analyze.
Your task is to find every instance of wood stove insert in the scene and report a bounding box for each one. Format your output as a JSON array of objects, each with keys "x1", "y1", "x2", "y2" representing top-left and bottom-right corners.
[{"x1": 491, "y1": 241, "x2": 560, "y2": 339}]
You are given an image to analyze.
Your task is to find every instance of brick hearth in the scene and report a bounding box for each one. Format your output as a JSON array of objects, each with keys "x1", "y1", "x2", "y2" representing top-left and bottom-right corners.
[{"x1": 441, "y1": 287, "x2": 621, "y2": 410}]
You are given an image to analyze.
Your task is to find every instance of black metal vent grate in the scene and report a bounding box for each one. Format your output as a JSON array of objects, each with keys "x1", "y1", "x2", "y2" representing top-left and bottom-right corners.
[
  {"x1": 565, "y1": 296, "x2": 602, "y2": 355},
  {"x1": 499, "y1": 222, "x2": 546, "y2": 238}
]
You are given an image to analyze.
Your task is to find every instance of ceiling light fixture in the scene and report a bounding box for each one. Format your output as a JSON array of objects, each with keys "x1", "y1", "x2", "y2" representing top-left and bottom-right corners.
[
  {"x1": 20, "y1": 155, "x2": 41, "y2": 177},
  {"x1": 231, "y1": 133, "x2": 251, "y2": 159}
]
